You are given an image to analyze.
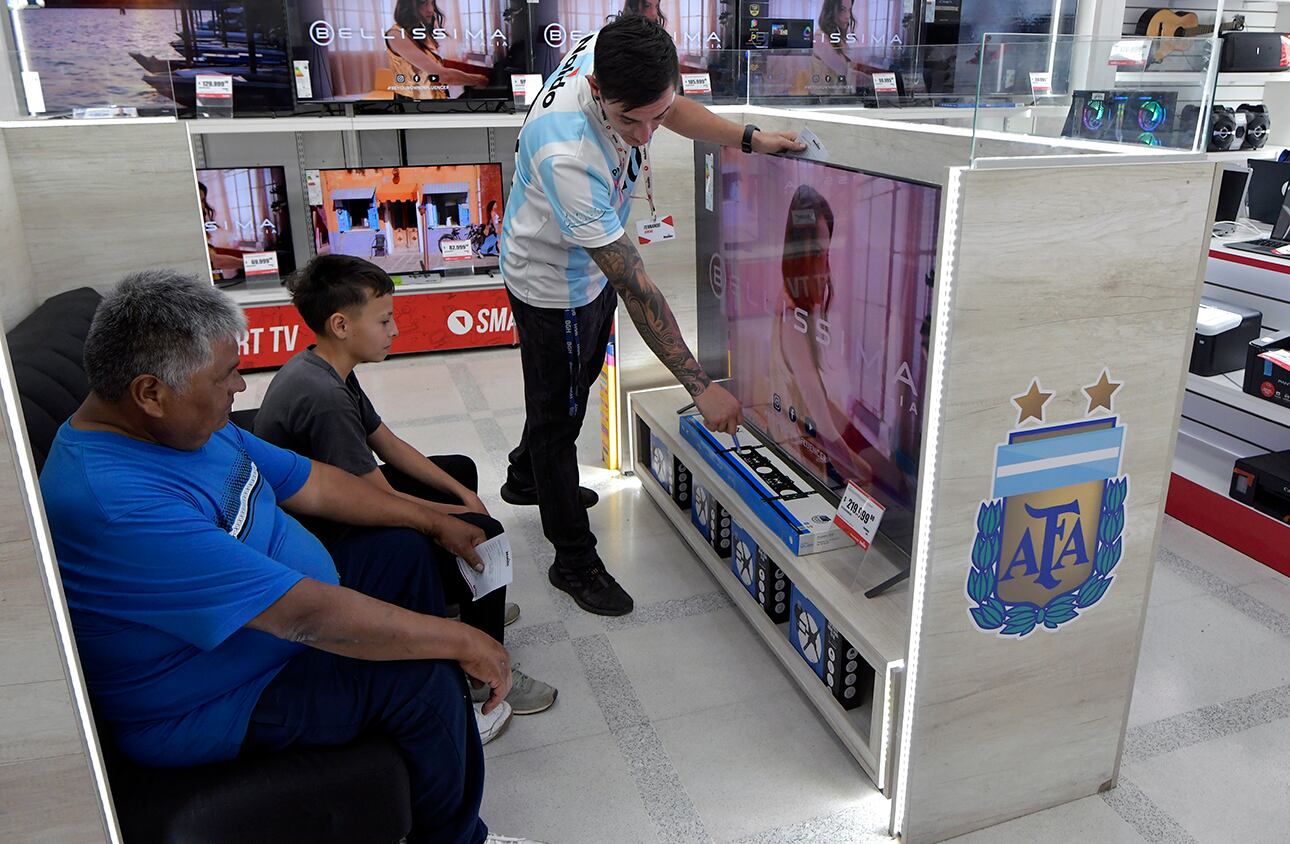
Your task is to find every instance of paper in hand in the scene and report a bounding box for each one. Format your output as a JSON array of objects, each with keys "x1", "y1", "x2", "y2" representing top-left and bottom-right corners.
[
  {"x1": 789, "y1": 127, "x2": 830, "y2": 162},
  {"x1": 455, "y1": 533, "x2": 513, "y2": 600}
]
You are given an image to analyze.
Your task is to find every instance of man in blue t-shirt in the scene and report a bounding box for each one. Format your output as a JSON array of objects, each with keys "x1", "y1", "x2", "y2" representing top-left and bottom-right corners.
[{"x1": 40, "y1": 271, "x2": 539, "y2": 844}]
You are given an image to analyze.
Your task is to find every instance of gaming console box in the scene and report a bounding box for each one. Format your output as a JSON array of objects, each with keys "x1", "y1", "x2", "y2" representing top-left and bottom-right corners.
[
  {"x1": 730, "y1": 519, "x2": 790, "y2": 623},
  {"x1": 788, "y1": 584, "x2": 867, "y2": 710},
  {"x1": 679, "y1": 415, "x2": 853, "y2": 556}
]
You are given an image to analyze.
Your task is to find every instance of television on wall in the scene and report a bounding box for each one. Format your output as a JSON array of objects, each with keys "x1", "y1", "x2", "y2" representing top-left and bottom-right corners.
[
  {"x1": 305, "y1": 164, "x2": 505, "y2": 276},
  {"x1": 17, "y1": 1, "x2": 293, "y2": 115},
  {"x1": 695, "y1": 144, "x2": 940, "y2": 554},
  {"x1": 198, "y1": 166, "x2": 296, "y2": 286},
  {"x1": 289, "y1": 0, "x2": 528, "y2": 104}
]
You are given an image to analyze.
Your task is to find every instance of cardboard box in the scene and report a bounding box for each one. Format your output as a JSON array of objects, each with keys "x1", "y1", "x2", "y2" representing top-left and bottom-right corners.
[
  {"x1": 730, "y1": 519, "x2": 759, "y2": 599},
  {"x1": 672, "y1": 457, "x2": 693, "y2": 511},
  {"x1": 690, "y1": 482, "x2": 732, "y2": 556},
  {"x1": 788, "y1": 583, "x2": 828, "y2": 679},
  {"x1": 648, "y1": 430, "x2": 673, "y2": 494},
  {"x1": 1244, "y1": 330, "x2": 1290, "y2": 410},
  {"x1": 824, "y1": 625, "x2": 872, "y2": 711},
  {"x1": 756, "y1": 554, "x2": 790, "y2": 623}
]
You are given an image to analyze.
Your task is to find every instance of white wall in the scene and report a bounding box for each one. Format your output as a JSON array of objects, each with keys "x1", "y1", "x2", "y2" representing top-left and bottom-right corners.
[{"x1": 0, "y1": 131, "x2": 37, "y2": 328}]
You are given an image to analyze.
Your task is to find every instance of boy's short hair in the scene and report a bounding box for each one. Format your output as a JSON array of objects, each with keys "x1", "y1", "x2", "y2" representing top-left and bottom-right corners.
[{"x1": 287, "y1": 255, "x2": 395, "y2": 334}]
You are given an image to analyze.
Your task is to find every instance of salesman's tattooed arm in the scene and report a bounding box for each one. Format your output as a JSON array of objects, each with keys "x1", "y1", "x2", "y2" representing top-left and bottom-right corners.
[{"x1": 586, "y1": 232, "x2": 711, "y2": 398}]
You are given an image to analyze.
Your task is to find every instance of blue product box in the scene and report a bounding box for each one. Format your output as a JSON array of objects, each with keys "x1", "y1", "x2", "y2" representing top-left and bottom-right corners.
[
  {"x1": 691, "y1": 480, "x2": 714, "y2": 542},
  {"x1": 788, "y1": 583, "x2": 828, "y2": 680},
  {"x1": 691, "y1": 481, "x2": 732, "y2": 558},
  {"x1": 730, "y1": 519, "x2": 759, "y2": 600}
]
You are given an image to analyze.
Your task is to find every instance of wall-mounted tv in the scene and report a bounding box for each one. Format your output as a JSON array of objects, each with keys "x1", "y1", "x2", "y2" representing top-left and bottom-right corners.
[
  {"x1": 18, "y1": 1, "x2": 292, "y2": 115},
  {"x1": 198, "y1": 166, "x2": 296, "y2": 286},
  {"x1": 696, "y1": 145, "x2": 940, "y2": 554},
  {"x1": 289, "y1": 0, "x2": 527, "y2": 104},
  {"x1": 305, "y1": 164, "x2": 505, "y2": 275}
]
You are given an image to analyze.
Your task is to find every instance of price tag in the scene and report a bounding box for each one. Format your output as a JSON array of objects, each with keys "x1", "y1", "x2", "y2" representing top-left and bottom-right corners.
[
  {"x1": 195, "y1": 74, "x2": 233, "y2": 100},
  {"x1": 1108, "y1": 39, "x2": 1151, "y2": 67},
  {"x1": 834, "y1": 481, "x2": 885, "y2": 551},
  {"x1": 243, "y1": 251, "x2": 279, "y2": 277},
  {"x1": 304, "y1": 170, "x2": 323, "y2": 207},
  {"x1": 510, "y1": 73, "x2": 543, "y2": 108},
  {"x1": 636, "y1": 215, "x2": 676, "y2": 245},
  {"x1": 440, "y1": 240, "x2": 473, "y2": 261},
  {"x1": 873, "y1": 72, "x2": 899, "y2": 94},
  {"x1": 1029, "y1": 72, "x2": 1051, "y2": 97},
  {"x1": 682, "y1": 73, "x2": 712, "y2": 96}
]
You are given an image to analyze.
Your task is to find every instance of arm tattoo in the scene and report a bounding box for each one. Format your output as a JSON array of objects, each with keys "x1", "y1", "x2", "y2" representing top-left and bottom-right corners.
[{"x1": 588, "y1": 233, "x2": 712, "y2": 397}]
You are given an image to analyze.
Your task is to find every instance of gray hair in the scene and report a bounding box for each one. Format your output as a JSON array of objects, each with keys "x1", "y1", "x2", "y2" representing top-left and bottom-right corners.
[{"x1": 84, "y1": 270, "x2": 247, "y2": 401}]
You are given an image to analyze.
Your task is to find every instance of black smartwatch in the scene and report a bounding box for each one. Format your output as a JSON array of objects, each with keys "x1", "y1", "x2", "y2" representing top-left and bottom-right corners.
[{"x1": 741, "y1": 123, "x2": 759, "y2": 154}]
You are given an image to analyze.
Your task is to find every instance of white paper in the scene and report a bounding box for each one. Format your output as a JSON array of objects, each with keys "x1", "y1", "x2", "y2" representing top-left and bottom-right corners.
[
  {"x1": 455, "y1": 534, "x2": 513, "y2": 600},
  {"x1": 293, "y1": 61, "x2": 313, "y2": 99},
  {"x1": 682, "y1": 73, "x2": 712, "y2": 95},
  {"x1": 20, "y1": 70, "x2": 45, "y2": 114},
  {"x1": 873, "y1": 72, "x2": 898, "y2": 94}
]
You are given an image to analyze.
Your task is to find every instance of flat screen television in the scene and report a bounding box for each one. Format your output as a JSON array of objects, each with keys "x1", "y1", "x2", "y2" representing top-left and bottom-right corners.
[
  {"x1": 197, "y1": 166, "x2": 296, "y2": 286},
  {"x1": 289, "y1": 0, "x2": 527, "y2": 104},
  {"x1": 305, "y1": 164, "x2": 505, "y2": 276},
  {"x1": 695, "y1": 145, "x2": 940, "y2": 554},
  {"x1": 20, "y1": 1, "x2": 292, "y2": 115}
]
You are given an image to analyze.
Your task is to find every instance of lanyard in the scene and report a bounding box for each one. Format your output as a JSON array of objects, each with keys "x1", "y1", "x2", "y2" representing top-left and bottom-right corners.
[{"x1": 598, "y1": 103, "x2": 657, "y2": 223}]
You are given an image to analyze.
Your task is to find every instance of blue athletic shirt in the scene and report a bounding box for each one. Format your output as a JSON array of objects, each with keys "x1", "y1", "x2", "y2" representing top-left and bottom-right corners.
[
  {"x1": 40, "y1": 421, "x2": 339, "y2": 766},
  {"x1": 501, "y1": 30, "x2": 649, "y2": 309}
]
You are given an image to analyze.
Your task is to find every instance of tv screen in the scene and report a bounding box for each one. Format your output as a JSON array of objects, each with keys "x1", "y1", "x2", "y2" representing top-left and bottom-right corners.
[
  {"x1": 306, "y1": 164, "x2": 505, "y2": 275},
  {"x1": 290, "y1": 0, "x2": 527, "y2": 103},
  {"x1": 198, "y1": 166, "x2": 296, "y2": 285},
  {"x1": 697, "y1": 147, "x2": 940, "y2": 553},
  {"x1": 19, "y1": 1, "x2": 292, "y2": 115}
]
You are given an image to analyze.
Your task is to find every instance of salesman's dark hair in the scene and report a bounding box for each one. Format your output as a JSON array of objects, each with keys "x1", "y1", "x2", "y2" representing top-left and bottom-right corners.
[{"x1": 594, "y1": 14, "x2": 679, "y2": 111}]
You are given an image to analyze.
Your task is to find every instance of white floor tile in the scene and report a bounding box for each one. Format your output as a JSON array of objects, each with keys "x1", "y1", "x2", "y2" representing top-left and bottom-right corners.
[
  {"x1": 1240, "y1": 572, "x2": 1290, "y2": 619},
  {"x1": 479, "y1": 732, "x2": 659, "y2": 844},
  {"x1": 355, "y1": 354, "x2": 471, "y2": 419},
  {"x1": 1144, "y1": 560, "x2": 1210, "y2": 608},
  {"x1": 1158, "y1": 516, "x2": 1276, "y2": 587},
  {"x1": 652, "y1": 690, "x2": 879, "y2": 843},
  {"x1": 1127, "y1": 591, "x2": 1290, "y2": 727},
  {"x1": 484, "y1": 640, "x2": 609, "y2": 761},
  {"x1": 942, "y1": 794, "x2": 1143, "y2": 844},
  {"x1": 1124, "y1": 717, "x2": 1290, "y2": 844},
  {"x1": 609, "y1": 607, "x2": 793, "y2": 723}
]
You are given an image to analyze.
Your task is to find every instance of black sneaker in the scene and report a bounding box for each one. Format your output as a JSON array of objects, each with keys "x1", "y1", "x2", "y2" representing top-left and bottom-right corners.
[
  {"x1": 500, "y1": 481, "x2": 599, "y2": 508},
  {"x1": 548, "y1": 563, "x2": 634, "y2": 616}
]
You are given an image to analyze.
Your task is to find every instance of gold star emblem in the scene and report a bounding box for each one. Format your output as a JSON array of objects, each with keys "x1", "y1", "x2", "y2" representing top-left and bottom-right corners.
[
  {"x1": 1084, "y1": 370, "x2": 1121, "y2": 414},
  {"x1": 1013, "y1": 380, "x2": 1053, "y2": 425}
]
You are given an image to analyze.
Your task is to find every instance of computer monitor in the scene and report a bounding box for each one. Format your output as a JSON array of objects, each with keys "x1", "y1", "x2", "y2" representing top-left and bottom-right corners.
[{"x1": 1246, "y1": 159, "x2": 1290, "y2": 225}]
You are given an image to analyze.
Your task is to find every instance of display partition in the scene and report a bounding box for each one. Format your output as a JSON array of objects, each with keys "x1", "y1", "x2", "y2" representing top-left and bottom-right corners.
[{"x1": 621, "y1": 104, "x2": 1217, "y2": 842}]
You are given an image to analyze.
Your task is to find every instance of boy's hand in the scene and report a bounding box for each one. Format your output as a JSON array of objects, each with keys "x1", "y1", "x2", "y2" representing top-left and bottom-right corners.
[
  {"x1": 460, "y1": 491, "x2": 490, "y2": 516},
  {"x1": 427, "y1": 516, "x2": 486, "y2": 571}
]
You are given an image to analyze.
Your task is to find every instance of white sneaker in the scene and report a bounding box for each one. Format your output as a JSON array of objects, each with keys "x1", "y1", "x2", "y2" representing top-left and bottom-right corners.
[
  {"x1": 484, "y1": 835, "x2": 548, "y2": 844},
  {"x1": 474, "y1": 700, "x2": 512, "y2": 746}
]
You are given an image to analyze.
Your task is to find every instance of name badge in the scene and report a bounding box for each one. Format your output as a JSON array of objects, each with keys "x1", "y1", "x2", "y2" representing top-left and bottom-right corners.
[{"x1": 636, "y1": 215, "x2": 676, "y2": 245}]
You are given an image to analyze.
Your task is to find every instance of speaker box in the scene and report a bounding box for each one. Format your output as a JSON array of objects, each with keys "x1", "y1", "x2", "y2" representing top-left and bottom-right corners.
[
  {"x1": 756, "y1": 555, "x2": 789, "y2": 623},
  {"x1": 824, "y1": 625, "x2": 873, "y2": 711},
  {"x1": 1239, "y1": 103, "x2": 1271, "y2": 149},
  {"x1": 1220, "y1": 32, "x2": 1290, "y2": 73},
  {"x1": 671, "y1": 457, "x2": 692, "y2": 510}
]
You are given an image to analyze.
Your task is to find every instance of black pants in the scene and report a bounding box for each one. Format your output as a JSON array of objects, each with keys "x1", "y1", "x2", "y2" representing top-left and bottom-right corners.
[
  {"x1": 325, "y1": 455, "x2": 508, "y2": 643},
  {"x1": 506, "y1": 284, "x2": 616, "y2": 570},
  {"x1": 244, "y1": 528, "x2": 487, "y2": 844}
]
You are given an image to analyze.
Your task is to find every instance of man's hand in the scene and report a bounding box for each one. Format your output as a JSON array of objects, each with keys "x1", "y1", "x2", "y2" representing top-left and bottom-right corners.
[
  {"x1": 695, "y1": 382, "x2": 742, "y2": 434},
  {"x1": 459, "y1": 491, "x2": 490, "y2": 516},
  {"x1": 753, "y1": 130, "x2": 807, "y2": 155},
  {"x1": 458, "y1": 627, "x2": 512, "y2": 714},
  {"x1": 427, "y1": 516, "x2": 486, "y2": 571}
]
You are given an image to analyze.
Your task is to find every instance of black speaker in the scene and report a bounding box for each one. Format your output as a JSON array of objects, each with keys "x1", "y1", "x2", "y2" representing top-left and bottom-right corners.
[
  {"x1": 1239, "y1": 103, "x2": 1271, "y2": 149},
  {"x1": 1220, "y1": 32, "x2": 1290, "y2": 73},
  {"x1": 1180, "y1": 105, "x2": 1241, "y2": 151}
]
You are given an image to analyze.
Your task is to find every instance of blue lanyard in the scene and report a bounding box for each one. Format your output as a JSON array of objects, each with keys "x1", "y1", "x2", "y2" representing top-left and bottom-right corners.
[{"x1": 563, "y1": 308, "x2": 582, "y2": 417}]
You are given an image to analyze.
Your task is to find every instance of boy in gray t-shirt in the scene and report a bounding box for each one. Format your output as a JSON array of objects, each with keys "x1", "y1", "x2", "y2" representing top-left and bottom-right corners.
[{"x1": 255, "y1": 255, "x2": 557, "y2": 727}]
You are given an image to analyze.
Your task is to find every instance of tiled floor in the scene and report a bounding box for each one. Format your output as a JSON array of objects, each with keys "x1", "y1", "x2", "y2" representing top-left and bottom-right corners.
[{"x1": 239, "y1": 347, "x2": 1290, "y2": 844}]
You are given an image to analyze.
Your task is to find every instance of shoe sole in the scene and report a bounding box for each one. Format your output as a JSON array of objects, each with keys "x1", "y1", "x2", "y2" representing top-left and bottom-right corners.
[
  {"x1": 511, "y1": 688, "x2": 558, "y2": 716},
  {"x1": 548, "y1": 568, "x2": 634, "y2": 617}
]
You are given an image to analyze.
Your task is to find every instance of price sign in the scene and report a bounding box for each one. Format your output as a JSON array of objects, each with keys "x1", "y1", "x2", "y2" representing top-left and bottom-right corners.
[
  {"x1": 243, "y1": 251, "x2": 279, "y2": 277},
  {"x1": 1029, "y1": 72, "x2": 1051, "y2": 97},
  {"x1": 873, "y1": 72, "x2": 899, "y2": 94},
  {"x1": 682, "y1": 73, "x2": 712, "y2": 95},
  {"x1": 834, "y1": 481, "x2": 885, "y2": 550},
  {"x1": 440, "y1": 240, "x2": 473, "y2": 261}
]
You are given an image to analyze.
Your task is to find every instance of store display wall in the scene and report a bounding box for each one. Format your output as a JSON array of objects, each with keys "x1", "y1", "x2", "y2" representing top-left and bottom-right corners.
[{"x1": 0, "y1": 132, "x2": 37, "y2": 328}]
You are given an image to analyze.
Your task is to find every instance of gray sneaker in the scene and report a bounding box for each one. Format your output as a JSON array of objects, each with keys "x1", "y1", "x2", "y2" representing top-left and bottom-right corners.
[
  {"x1": 504, "y1": 602, "x2": 520, "y2": 627},
  {"x1": 472, "y1": 667, "x2": 558, "y2": 715}
]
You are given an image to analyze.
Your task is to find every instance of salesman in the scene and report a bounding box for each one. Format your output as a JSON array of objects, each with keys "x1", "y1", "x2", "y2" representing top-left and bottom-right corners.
[{"x1": 497, "y1": 14, "x2": 805, "y2": 617}]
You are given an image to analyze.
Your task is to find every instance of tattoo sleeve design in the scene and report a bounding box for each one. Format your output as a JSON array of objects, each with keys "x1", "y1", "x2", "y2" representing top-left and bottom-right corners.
[{"x1": 587, "y1": 233, "x2": 712, "y2": 397}]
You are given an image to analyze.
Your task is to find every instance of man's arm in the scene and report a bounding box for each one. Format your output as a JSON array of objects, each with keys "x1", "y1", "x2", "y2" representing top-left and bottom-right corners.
[
  {"x1": 280, "y1": 459, "x2": 486, "y2": 569},
  {"x1": 586, "y1": 232, "x2": 741, "y2": 433},
  {"x1": 661, "y1": 95, "x2": 805, "y2": 153},
  {"x1": 367, "y1": 424, "x2": 487, "y2": 514},
  {"x1": 248, "y1": 579, "x2": 511, "y2": 711}
]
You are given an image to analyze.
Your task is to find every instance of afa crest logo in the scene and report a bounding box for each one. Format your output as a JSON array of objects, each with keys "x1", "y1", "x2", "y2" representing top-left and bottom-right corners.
[{"x1": 967, "y1": 372, "x2": 1128, "y2": 638}]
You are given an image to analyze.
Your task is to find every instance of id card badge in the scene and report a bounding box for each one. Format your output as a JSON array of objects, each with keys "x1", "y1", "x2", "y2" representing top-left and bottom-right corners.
[{"x1": 637, "y1": 215, "x2": 676, "y2": 246}]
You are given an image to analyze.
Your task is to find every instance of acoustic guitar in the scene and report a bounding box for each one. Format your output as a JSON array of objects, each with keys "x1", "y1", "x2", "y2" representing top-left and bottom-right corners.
[{"x1": 1135, "y1": 8, "x2": 1245, "y2": 63}]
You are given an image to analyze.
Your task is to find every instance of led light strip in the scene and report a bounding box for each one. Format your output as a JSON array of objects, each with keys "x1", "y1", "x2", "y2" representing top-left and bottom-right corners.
[
  {"x1": 891, "y1": 165, "x2": 964, "y2": 838},
  {"x1": 0, "y1": 334, "x2": 122, "y2": 841}
]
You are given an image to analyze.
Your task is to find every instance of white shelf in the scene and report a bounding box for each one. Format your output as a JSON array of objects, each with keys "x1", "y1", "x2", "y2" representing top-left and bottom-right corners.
[
  {"x1": 225, "y1": 274, "x2": 504, "y2": 307},
  {"x1": 631, "y1": 386, "x2": 911, "y2": 672},
  {"x1": 635, "y1": 461, "x2": 890, "y2": 790},
  {"x1": 1187, "y1": 370, "x2": 1290, "y2": 429},
  {"x1": 186, "y1": 112, "x2": 525, "y2": 135}
]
